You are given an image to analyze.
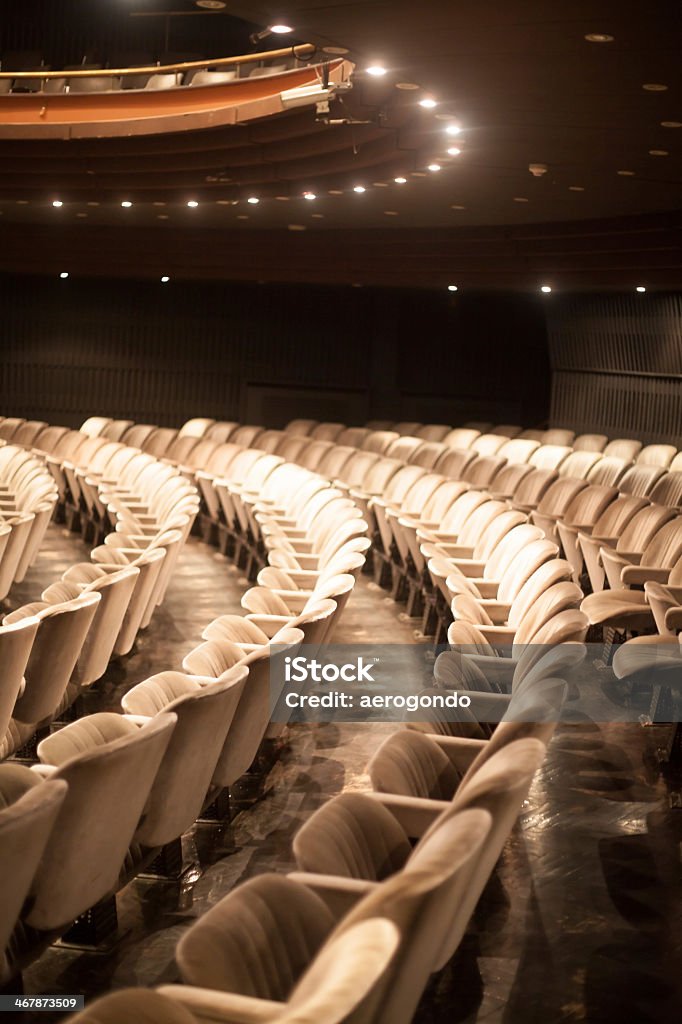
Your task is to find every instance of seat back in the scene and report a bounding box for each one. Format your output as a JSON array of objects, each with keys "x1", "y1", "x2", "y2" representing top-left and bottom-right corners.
[
  {"x1": 0, "y1": 616, "x2": 40, "y2": 739},
  {"x1": 618, "y1": 464, "x2": 666, "y2": 497},
  {"x1": 368, "y1": 730, "x2": 459, "y2": 801}
]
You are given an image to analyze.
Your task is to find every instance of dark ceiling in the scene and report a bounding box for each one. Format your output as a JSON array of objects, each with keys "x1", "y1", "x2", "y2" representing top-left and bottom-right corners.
[{"x1": 0, "y1": 0, "x2": 680, "y2": 289}]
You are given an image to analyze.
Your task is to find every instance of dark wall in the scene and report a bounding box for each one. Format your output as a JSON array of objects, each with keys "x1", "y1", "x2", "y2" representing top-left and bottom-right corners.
[
  {"x1": 547, "y1": 293, "x2": 682, "y2": 445},
  {"x1": 0, "y1": 274, "x2": 550, "y2": 430}
]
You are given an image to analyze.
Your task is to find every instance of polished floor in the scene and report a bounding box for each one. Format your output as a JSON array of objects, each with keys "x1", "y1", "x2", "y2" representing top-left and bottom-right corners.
[{"x1": 9, "y1": 525, "x2": 682, "y2": 1023}]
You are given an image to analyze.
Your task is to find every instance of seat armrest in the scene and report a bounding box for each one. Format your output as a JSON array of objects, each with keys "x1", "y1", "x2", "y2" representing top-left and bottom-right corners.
[
  {"x1": 471, "y1": 580, "x2": 499, "y2": 599},
  {"x1": 365, "y1": 791, "x2": 447, "y2": 838},
  {"x1": 244, "y1": 614, "x2": 289, "y2": 637},
  {"x1": 476, "y1": 624, "x2": 517, "y2": 644},
  {"x1": 431, "y1": 735, "x2": 487, "y2": 772},
  {"x1": 476, "y1": 600, "x2": 511, "y2": 624},
  {"x1": 621, "y1": 565, "x2": 672, "y2": 587},
  {"x1": 157, "y1": 985, "x2": 283, "y2": 1024},
  {"x1": 285, "y1": 872, "x2": 378, "y2": 919}
]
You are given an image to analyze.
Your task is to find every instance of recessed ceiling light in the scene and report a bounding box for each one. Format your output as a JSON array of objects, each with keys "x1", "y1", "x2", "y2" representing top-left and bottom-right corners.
[
  {"x1": 384, "y1": 210, "x2": 398, "y2": 216},
  {"x1": 450, "y1": 204, "x2": 466, "y2": 210},
  {"x1": 247, "y1": 196, "x2": 260, "y2": 204},
  {"x1": 447, "y1": 284, "x2": 458, "y2": 292},
  {"x1": 161, "y1": 275, "x2": 170, "y2": 283},
  {"x1": 395, "y1": 82, "x2": 419, "y2": 90},
  {"x1": 311, "y1": 213, "x2": 325, "y2": 218},
  {"x1": 322, "y1": 46, "x2": 349, "y2": 55},
  {"x1": 216, "y1": 199, "x2": 233, "y2": 205},
  {"x1": 540, "y1": 285, "x2": 552, "y2": 294},
  {"x1": 196, "y1": 1, "x2": 226, "y2": 9},
  {"x1": 513, "y1": 197, "x2": 529, "y2": 202},
  {"x1": 419, "y1": 97, "x2": 437, "y2": 109},
  {"x1": 121, "y1": 200, "x2": 132, "y2": 208},
  {"x1": 569, "y1": 185, "x2": 585, "y2": 191},
  {"x1": 236, "y1": 214, "x2": 249, "y2": 220},
  {"x1": 153, "y1": 201, "x2": 166, "y2": 207},
  {"x1": 353, "y1": 185, "x2": 366, "y2": 193},
  {"x1": 303, "y1": 192, "x2": 316, "y2": 200},
  {"x1": 16, "y1": 200, "x2": 29, "y2": 205},
  {"x1": 373, "y1": 181, "x2": 389, "y2": 187},
  {"x1": 584, "y1": 33, "x2": 614, "y2": 42},
  {"x1": 411, "y1": 171, "x2": 427, "y2": 177},
  {"x1": 328, "y1": 189, "x2": 343, "y2": 196},
  {"x1": 288, "y1": 223, "x2": 306, "y2": 231},
  {"x1": 445, "y1": 124, "x2": 461, "y2": 136},
  {"x1": 52, "y1": 200, "x2": 63, "y2": 208},
  {"x1": 394, "y1": 176, "x2": 407, "y2": 184},
  {"x1": 157, "y1": 214, "x2": 169, "y2": 219},
  {"x1": 270, "y1": 24, "x2": 293, "y2": 34},
  {"x1": 649, "y1": 149, "x2": 669, "y2": 156},
  {"x1": 275, "y1": 196, "x2": 290, "y2": 201},
  {"x1": 661, "y1": 121, "x2": 682, "y2": 128},
  {"x1": 643, "y1": 83, "x2": 668, "y2": 91},
  {"x1": 617, "y1": 169, "x2": 635, "y2": 176},
  {"x1": 636, "y1": 285, "x2": 646, "y2": 293},
  {"x1": 428, "y1": 163, "x2": 441, "y2": 172},
  {"x1": 59, "y1": 272, "x2": 69, "y2": 279},
  {"x1": 447, "y1": 147, "x2": 461, "y2": 156},
  {"x1": 366, "y1": 65, "x2": 387, "y2": 77},
  {"x1": 76, "y1": 212, "x2": 87, "y2": 218},
  {"x1": 187, "y1": 200, "x2": 199, "y2": 208}
]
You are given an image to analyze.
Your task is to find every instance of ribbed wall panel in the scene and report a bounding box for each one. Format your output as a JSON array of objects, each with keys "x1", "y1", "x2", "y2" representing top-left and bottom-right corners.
[{"x1": 548, "y1": 294, "x2": 682, "y2": 444}]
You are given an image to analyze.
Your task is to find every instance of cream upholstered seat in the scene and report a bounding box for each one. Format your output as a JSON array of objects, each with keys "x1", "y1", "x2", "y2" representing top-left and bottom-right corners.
[
  {"x1": 3, "y1": 712, "x2": 175, "y2": 976},
  {"x1": 445, "y1": 537, "x2": 561, "y2": 608},
  {"x1": 588, "y1": 512, "x2": 682, "y2": 592},
  {"x1": 292, "y1": 739, "x2": 544, "y2": 975},
  {"x1": 0, "y1": 766, "x2": 67, "y2": 982},
  {"x1": 573, "y1": 433, "x2": 608, "y2": 452},
  {"x1": 0, "y1": 616, "x2": 40, "y2": 748},
  {"x1": 67, "y1": 989, "x2": 196, "y2": 1023},
  {"x1": 649, "y1": 472, "x2": 682, "y2": 509},
  {"x1": 578, "y1": 502, "x2": 675, "y2": 593},
  {"x1": 532, "y1": 483, "x2": 617, "y2": 546},
  {"x1": 170, "y1": 808, "x2": 490, "y2": 1024},
  {"x1": 541, "y1": 428, "x2": 575, "y2": 446},
  {"x1": 1, "y1": 594, "x2": 101, "y2": 758},
  {"x1": 586, "y1": 455, "x2": 630, "y2": 487},
  {"x1": 120, "y1": 666, "x2": 248, "y2": 853},
  {"x1": 636, "y1": 444, "x2": 677, "y2": 469},
  {"x1": 470, "y1": 433, "x2": 508, "y2": 456},
  {"x1": 336, "y1": 426, "x2": 371, "y2": 447},
  {"x1": 603, "y1": 438, "x2": 642, "y2": 461},
  {"x1": 617, "y1": 464, "x2": 666, "y2": 497},
  {"x1": 40, "y1": 565, "x2": 140, "y2": 688}
]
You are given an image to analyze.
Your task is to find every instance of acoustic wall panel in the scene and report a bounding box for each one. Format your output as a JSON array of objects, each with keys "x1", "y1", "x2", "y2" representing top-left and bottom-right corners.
[{"x1": 547, "y1": 294, "x2": 682, "y2": 444}]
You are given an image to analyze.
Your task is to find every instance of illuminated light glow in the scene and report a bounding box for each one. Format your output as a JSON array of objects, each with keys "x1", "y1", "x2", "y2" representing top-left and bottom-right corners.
[
  {"x1": 642, "y1": 83, "x2": 668, "y2": 91},
  {"x1": 513, "y1": 196, "x2": 529, "y2": 202},
  {"x1": 445, "y1": 124, "x2": 461, "y2": 135},
  {"x1": 428, "y1": 163, "x2": 441, "y2": 172},
  {"x1": 353, "y1": 185, "x2": 366, "y2": 193},
  {"x1": 617, "y1": 169, "x2": 635, "y2": 175},
  {"x1": 636, "y1": 286, "x2": 647, "y2": 293},
  {"x1": 394, "y1": 176, "x2": 408, "y2": 184},
  {"x1": 450, "y1": 204, "x2": 466, "y2": 209},
  {"x1": 121, "y1": 200, "x2": 133, "y2": 208},
  {"x1": 447, "y1": 147, "x2": 461, "y2": 156},
  {"x1": 157, "y1": 214, "x2": 169, "y2": 219},
  {"x1": 288, "y1": 223, "x2": 307, "y2": 231},
  {"x1": 270, "y1": 24, "x2": 293, "y2": 34},
  {"x1": 161, "y1": 276, "x2": 170, "y2": 283},
  {"x1": 59, "y1": 272, "x2": 69, "y2": 279},
  {"x1": 366, "y1": 65, "x2": 387, "y2": 77},
  {"x1": 447, "y1": 284, "x2": 458, "y2": 292},
  {"x1": 541, "y1": 285, "x2": 552, "y2": 294},
  {"x1": 187, "y1": 200, "x2": 199, "y2": 208},
  {"x1": 395, "y1": 82, "x2": 419, "y2": 90},
  {"x1": 649, "y1": 149, "x2": 669, "y2": 156},
  {"x1": 247, "y1": 196, "x2": 260, "y2": 204},
  {"x1": 52, "y1": 200, "x2": 63, "y2": 208},
  {"x1": 569, "y1": 185, "x2": 585, "y2": 191},
  {"x1": 419, "y1": 97, "x2": 437, "y2": 108},
  {"x1": 303, "y1": 192, "x2": 316, "y2": 200},
  {"x1": 585, "y1": 33, "x2": 614, "y2": 42},
  {"x1": 661, "y1": 121, "x2": 682, "y2": 128}
]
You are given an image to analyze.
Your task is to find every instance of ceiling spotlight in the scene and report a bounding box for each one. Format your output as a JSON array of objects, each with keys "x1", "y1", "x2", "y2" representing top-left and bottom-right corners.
[
  {"x1": 353, "y1": 185, "x2": 366, "y2": 193},
  {"x1": 428, "y1": 163, "x2": 441, "y2": 172},
  {"x1": 366, "y1": 65, "x2": 387, "y2": 77},
  {"x1": 617, "y1": 169, "x2": 635, "y2": 176},
  {"x1": 161, "y1": 275, "x2": 170, "y2": 283},
  {"x1": 250, "y1": 23, "x2": 292, "y2": 43},
  {"x1": 59, "y1": 272, "x2": 69, "y2": 279},
  {"x1": 195, "y1": 1, "x2": 227, "y2": 9},
  {"x1": 419, "y1": 97, "x2": 437, "y2": 109},
  {"x1": 303, "y1": 192, "x2": 316, "y2": 201},
  {"x1": 447, "y1": 284, "x2": 458, "y2": 292},
  {"x1": 661, "y1": 121, "x2": 682, "y2": 128},
  {"x1": 643, "y1": 83, "x2": 668, "y2": 91},
  {"x1": 636, "y1": 285, "x2": 646, "y2": 293},
  {"x1": 394, "y1": 176, "x2": 407, "y2": 184},
  {"x1": 187, "y1": 200, "x2": 199, "y2": 208},
  {"x1": 445, "y1": 124, "x2": 461, "y2": 135},
  {"x1": 540, "y1": 285, "x2": 552, "y2": 294},
  {"x1": 270, "y1": 24, "x2": 293, "y2": 34},
  {"x1": 121, "y1": 200, "x2": 132, "y2": 208},
  {"x1": 584, "y1": 33, "x2": 614, "y2": 42},
  {"x1": 649, "y1": 149, "x2": 669, "y2": 156},
  {"x1": 247, "y1": 196, "x2": 260, "y2": 204},
  {"x1": 52, "y1": 200, "x2": 63, "y2": 208},
  {"x1": 447, "y1": 147, "x2": 461, "y2": 156}
]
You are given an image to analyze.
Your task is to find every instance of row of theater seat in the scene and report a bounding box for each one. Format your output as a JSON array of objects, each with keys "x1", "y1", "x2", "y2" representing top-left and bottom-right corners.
[
  {"x1": 61, "y1": 573, "x2": 568, "y2": 1021},
  {"x1": 0, "y1": 445, "x2": 57, "y2": 600},
  {"x1": 0, "y1": 418, "x2": 371, "y2": 986}
]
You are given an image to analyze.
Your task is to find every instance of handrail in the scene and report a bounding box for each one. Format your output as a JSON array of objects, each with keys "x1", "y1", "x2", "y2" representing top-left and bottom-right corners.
[{"x1": 0, "y1": 43, "x2": 317, "y2": 79}]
